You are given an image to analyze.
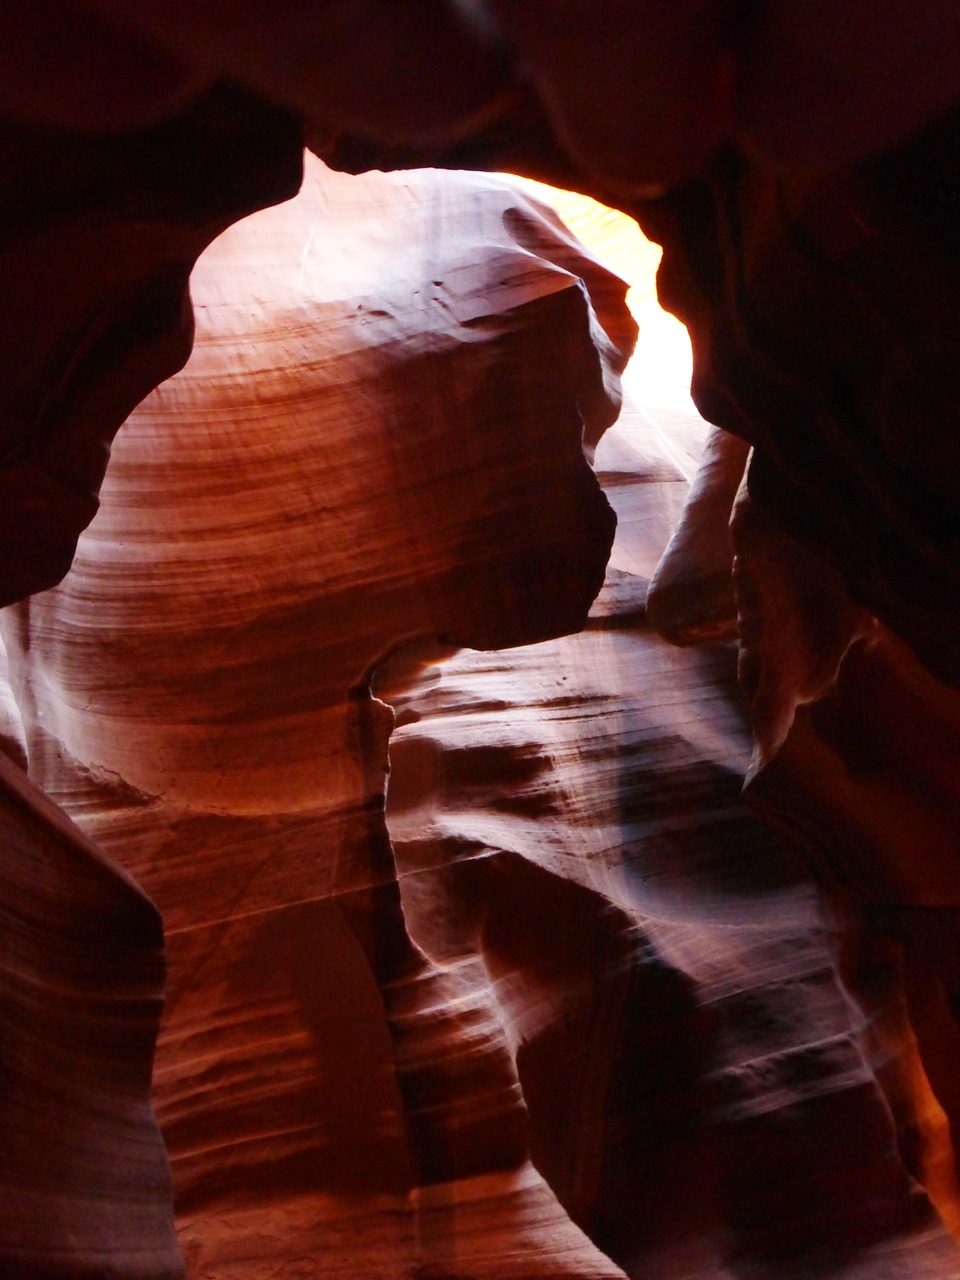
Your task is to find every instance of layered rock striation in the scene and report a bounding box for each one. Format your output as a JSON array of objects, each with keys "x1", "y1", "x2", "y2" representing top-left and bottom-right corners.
[
  {"x1": 0, "y1": 83, "x2": 302, "y2": 606},
  {"x1": 380, "y1": 414, "x2": 960, "y2": 1279},
  {"x1": 2, "y1": 158, "x2": 633, "y2": 1279},
  {"x1": 5, "y1": 154, "x2": 960, "y2": 1279},
  {"x1": 1, "y1": 8, "x2": 960, "y2": 1280}
]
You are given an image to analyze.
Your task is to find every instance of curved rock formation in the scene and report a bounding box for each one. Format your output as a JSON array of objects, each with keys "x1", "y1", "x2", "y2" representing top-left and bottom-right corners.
[
  {"x1": 0, "y1": 749, "x2": 179, "y2": 1280},
  {"x1": 2, "y1": 8, "x2": 960, "y2": 1280},
  {"x1": 380, "y1": 414, "x2": 960, "y2": 1279},
  {"x1": 0, "y1": 83, "x2": 301, "y2": 606},
  {"x1": 2, "y1": 157, "x2": 632, "y2": 1279},
  {"x1": 732, "y1": 484, "x2": 960, "y2": 1220},
  {"x1": 645, "y1": 425, "x2": 749, "y2": 646},
  {"x1": 316, "y1": 39, "x2": 960, "y2": 695},
  {"x1": 7, "y1": 3, "x2": 959, "y2": 184},
  {"x1": 6, "y1": 153, "x2": 960, "y2": 1279},
  {"x1": 0, "y1": 75, "x2": 304, "y2": 1280},
  {"x1": 1, "y1": 9, "x2": 959, "y2": 675},
  {"x1": 634, "y1": 117, "x2": 960, "y2": 689}
]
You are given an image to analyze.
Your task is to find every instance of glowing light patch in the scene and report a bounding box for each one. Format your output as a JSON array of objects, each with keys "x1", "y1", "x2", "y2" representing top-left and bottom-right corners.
[{"x1": 506, "y1": 177, "x2": 695, "y2": 414}]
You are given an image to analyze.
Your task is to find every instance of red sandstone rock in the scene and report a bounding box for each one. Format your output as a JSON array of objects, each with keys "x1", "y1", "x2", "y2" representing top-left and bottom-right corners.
[
  {"x1": 639, "y1": 441, "x2": 960, "y2": 1236},
  {"x1": 316, "y1": 30, "x2": 960, "y2": 694},
  {"x1": 8, "y1": 4, "x2": 960, "y2": 182},
  {"x1": 2, "y1": 158, "x2": 631, "y2": 1279},
  {"x1": 0, "y1": 632, "x2": 27, "y2": 770},
  {"x1": 0, "y1": 84, "x2": 301, "y2": 607},
  {"x1": 0, "y1": 748, "x2": 181, "y2": 1279},
  {"x1": 6, "y1": 158, "x2": 960, "y2": 1279},
  {"x1": 633, "y1": 114, "x2": 960, "y2": 688},
  {"x1": 485, "y1": 0, "x2": 960, "y2": 183},
  {"x1": 2, "y1": 8, "x2": 960, "y2": 685},
  {"x1": 378, "y1": 412, "x2": 960, "y2": 1278},
  {"x1": 731, "y1": 480, "x2": 960, "y2": 1229},
  {"x1": 2, "y1": 10, "x2": 960, "y2": 1279},
  {"x1": 0, "y1": 0, "x2": 511, "y2": 142},
  {"x1": 645, "y1": 425, "x2": 749, "y2": 646}
]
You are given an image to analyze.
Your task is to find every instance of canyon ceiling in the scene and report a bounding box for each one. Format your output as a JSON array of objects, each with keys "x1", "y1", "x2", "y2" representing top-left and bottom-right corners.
[{"x1": 2, "y1": 5, "x2": 960, "y2": 1279}]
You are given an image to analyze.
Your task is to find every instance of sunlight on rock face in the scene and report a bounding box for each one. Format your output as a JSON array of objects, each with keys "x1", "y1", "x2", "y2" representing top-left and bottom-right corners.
[{"x1": 507, "y1": 177, "x2": 695, "y2": 413}]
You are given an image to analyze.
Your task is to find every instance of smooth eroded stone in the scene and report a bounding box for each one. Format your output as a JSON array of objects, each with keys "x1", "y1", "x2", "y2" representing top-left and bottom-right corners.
[
  {"x1": 0, "y1": 82, "x2": 302, "y2": 606},
  {"x1": 379, "y1": 409, "x2": 960, "y2": 1278},
  {"x1": 645, "y1": 425, "x2": 749, "y2": 646},
  {"x1": 635, "y1": 108, "x2": 960, "y2": 688},
  {"x1": 3, "y1": 156, "x2": 633, "y2": 1279},
  {"x1": 0, "y1": 750, "x2": 180, "y2": 1280}
]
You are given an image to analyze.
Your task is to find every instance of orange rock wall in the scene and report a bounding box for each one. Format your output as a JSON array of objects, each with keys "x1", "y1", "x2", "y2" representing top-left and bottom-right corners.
[
  {"x1": 1, "y1": 8, "x2": 960, "y2": 1280},
  {"x1": 2, "y1": 159, "x2": 632, "y2": 1279}
]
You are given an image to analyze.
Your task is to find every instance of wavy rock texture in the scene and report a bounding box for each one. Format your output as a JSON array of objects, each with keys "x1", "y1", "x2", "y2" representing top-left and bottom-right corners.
[
  {"x1": 2, "y1": 157, "x2": 633, "y2": 1280},
  {"x1": 378, "y1": 414, "x2": 960, "y2": 1280},
  {"x1": 645, "y1": 425, "x2": 749, "y2": 647},
  {"x1": 638, "y1": 420, "x2": 960, "y2": 1249},
  {"x1": 316, "y1": 22, "x2": 960, "y2": 694},
  {"x1": 2, "y1": 13, "x2": 960, "y2": 1276},
  {"x1": 0, "y1": 630, "x2": 27, "y2": 770},
  {"x1": 731, "y1": 485, "x2": 960, "y2": 1228},
  {"x1": 633, "y1": 110, "x2": 960, "y2": 689},
  {"x1": 5, "y1": 154, "x2": 959, "y2": 1280},
  {"x1": 0, "y1": 89, "x2": 298, "y2": 1276},
  {"x1": 0, "y1": 83, "x2": 301, "y2": 607},
  {"x1": 11, "y1": 2, "x2": 959, "y2": 190},
  {"x1": 0, "y1": 749, "x2": 179, "y2": 1280}
]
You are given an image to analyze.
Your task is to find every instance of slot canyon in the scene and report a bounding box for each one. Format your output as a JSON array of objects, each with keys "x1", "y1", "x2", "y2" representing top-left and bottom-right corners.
[{"x1": 2, "y1": 5, "x2": 960, "y2": 1279}]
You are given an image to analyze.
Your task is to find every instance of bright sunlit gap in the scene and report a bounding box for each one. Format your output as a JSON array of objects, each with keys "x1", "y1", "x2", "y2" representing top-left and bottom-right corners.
[{"x1": 505, "y1": 177, "x2": 696, "y2": 415}]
